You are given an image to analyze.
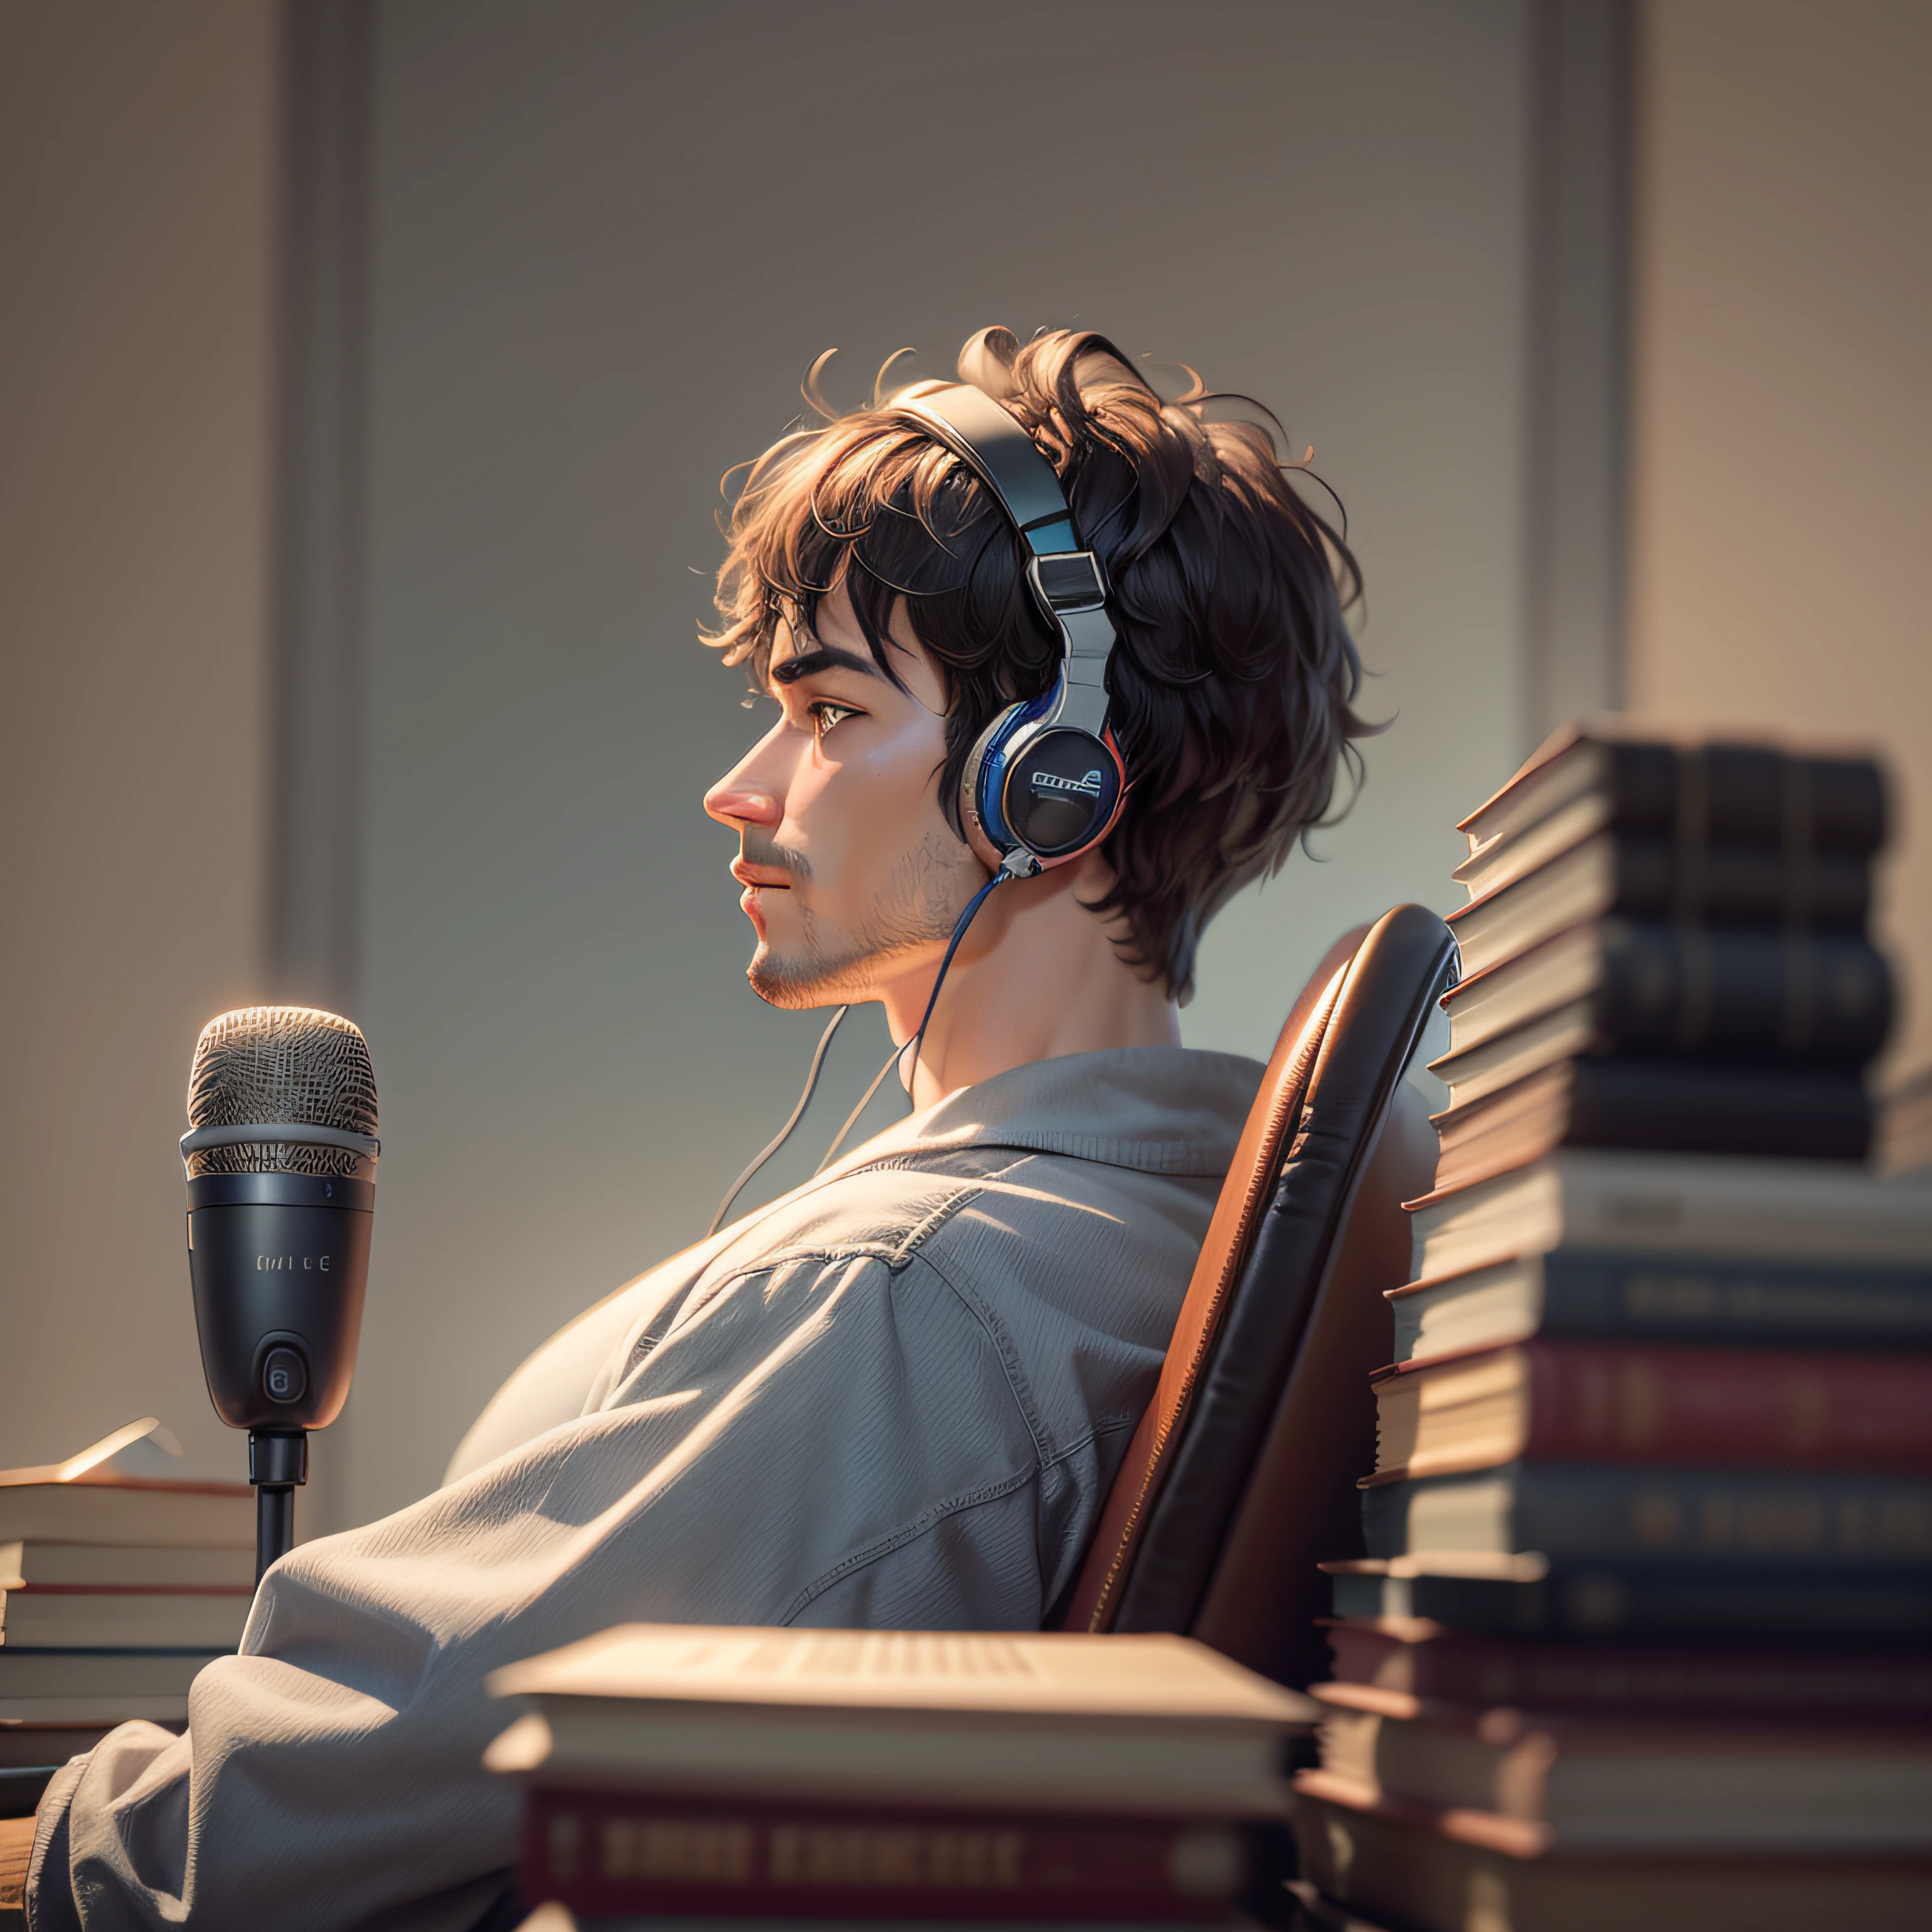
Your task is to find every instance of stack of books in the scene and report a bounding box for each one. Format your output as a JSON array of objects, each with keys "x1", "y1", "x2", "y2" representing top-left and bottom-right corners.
[
  {"x1": 1426, "y1": 724, "x2": 1892, "y2": 1179},
  {"x1": 1, "y1": 1421, "x2": 253, "y2": 1819},
  {"x1": 486, "y1": 1624, "x2": 1315, "y2": 1927},
  {"x1": 1288, "y1": 726, "x2": 1932, "y2": 1932}
]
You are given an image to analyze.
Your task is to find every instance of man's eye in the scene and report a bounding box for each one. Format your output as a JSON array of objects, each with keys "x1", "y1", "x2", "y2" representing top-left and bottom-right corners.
[{"x1": 808, "y1": 701, "x2": 860, "y2": 737}]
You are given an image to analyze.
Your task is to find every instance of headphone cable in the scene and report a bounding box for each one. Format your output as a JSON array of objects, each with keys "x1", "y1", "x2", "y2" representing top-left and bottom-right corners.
[
  {"x1": 707, "y1": 1003, "x2": 849, "y2": 1236},
  {"x1": 709, "y1": 866, "x2": 1013, "y2": 1233}
]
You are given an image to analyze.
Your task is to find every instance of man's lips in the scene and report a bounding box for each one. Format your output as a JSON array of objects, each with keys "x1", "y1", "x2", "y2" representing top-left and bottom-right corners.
[{"x1": 731, "y1": 855, "x2": 798, "y2": 941}]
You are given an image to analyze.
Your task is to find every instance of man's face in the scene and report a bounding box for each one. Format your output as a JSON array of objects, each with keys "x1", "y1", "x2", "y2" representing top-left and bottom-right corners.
[{"x1": 702, "y1": 580, "x2": 985, "y2": 1008}]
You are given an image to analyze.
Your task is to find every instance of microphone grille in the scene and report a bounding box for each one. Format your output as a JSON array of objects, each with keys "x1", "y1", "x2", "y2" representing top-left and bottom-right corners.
[{"x1": 186, "y1": 1006, "x2": 379, "y2": 1178}]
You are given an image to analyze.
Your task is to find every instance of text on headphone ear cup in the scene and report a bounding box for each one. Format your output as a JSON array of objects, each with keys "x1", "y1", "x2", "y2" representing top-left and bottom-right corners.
[{"x1": 999, "y1": 724, "x2": 1124, "y2": 860}]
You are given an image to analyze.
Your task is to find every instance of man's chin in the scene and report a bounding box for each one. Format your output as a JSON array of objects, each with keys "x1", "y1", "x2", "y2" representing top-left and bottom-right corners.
[{"x1": 746, "y1": 944, "x2": 860, "y2": 1011}]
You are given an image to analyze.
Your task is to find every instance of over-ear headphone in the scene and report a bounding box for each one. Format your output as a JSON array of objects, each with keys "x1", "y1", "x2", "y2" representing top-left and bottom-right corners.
[
  {"x1": 709, "y1": 375, "x2": 1130, "y2": 1230},
  {"x1": 892, "y1": 382, "x2": 1128, "y2": 880}
]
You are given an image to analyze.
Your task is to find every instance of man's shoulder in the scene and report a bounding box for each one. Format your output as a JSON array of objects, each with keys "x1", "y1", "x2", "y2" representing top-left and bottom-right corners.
[
  {"x1": 720, "y1": 1135, "x2": 1213, "y2": 1273},
  {"x1": 704, "y1": 1137, "x2": 1216, "y2": 1369}
]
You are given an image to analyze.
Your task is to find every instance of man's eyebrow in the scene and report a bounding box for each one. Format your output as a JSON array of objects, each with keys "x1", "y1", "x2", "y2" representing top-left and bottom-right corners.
[{"x1": 769, "y1": 643, "x2": 887, "y2": 687}]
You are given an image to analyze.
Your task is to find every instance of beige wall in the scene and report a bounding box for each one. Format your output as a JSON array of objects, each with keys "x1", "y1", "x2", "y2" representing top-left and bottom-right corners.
[
  {"x1": 1629, "y1": 0, "x2": 1932, "y2": 1070},
  {"x1": 0, "y1": 0, "x2": 1535, "y2": 1527},
  {"x1": 340, "y1": 0, "x2": 1533, "y2": 1524},
  {"x1": 0, "y1": 4, "x2": 280, "y2": 1474}
]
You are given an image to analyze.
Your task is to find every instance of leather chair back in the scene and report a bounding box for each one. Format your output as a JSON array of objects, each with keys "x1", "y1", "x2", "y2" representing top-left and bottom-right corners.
[{"x1": 1062, "y1": 905, "x2": 1456, "y2": 1685}]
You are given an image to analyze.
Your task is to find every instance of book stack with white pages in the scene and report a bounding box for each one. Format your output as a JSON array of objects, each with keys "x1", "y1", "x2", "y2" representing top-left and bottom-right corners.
[
  {"x1": 486, "y1": 1623, "x2": 1316, "y2": 1928},
  {"x1": 0, "y1": 1421, "x2": 253, "y2": 1821},
  {"x1": 1288, "y1": 725, "x2": 1932, "y2": 1932}
]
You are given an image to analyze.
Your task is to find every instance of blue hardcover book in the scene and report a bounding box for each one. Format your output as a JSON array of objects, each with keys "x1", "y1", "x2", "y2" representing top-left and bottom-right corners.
[{"x1": 1388, "y1": 1249, "x2": 1932, "y2": 1365}]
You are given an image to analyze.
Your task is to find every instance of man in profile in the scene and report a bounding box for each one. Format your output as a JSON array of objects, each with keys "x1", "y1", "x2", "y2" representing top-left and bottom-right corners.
[{"x1": 26, "y1": 327, "x2": 1370, "y2": 1928}]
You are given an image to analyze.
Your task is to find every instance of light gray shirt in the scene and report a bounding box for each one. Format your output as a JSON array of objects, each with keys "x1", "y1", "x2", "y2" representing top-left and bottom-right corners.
[{"x1": 30, "y1": 1046, "x2": 1259, "y2": 1931}]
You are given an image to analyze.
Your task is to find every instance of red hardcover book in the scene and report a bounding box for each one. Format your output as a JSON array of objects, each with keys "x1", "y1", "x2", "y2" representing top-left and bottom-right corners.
[
  {"x1": 1365, "y1": 1338, "x2": 1932, "y2": 1483},
  {"x1": 1319, "y1": 1618, "x2": 1932, "y2": 1722},
  {"x1": 521, "y1": 1785, "x2": 1279, "y2": 1923}
]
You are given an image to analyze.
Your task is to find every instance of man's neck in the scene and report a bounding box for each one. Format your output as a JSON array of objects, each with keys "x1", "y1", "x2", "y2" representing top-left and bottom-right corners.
[{"x1": 876, "y1": 855, "x2": 1182, "y2": 1109}]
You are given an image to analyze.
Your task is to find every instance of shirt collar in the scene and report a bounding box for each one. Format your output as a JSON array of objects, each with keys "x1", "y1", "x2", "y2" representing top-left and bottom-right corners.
[{"x1": 836, "y1": 1045, "x2": 1264, "y2": 1179}]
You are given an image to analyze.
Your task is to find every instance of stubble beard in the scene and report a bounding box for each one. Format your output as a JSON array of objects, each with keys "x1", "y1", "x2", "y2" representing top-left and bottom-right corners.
[{"x1": 748, "y1": 831, "x2": 982, "y2": 1009}]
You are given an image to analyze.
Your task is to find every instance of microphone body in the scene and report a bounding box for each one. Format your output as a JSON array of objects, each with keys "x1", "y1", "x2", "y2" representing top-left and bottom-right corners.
[
  {"x1": 186, "y1": 1172, "x2": 372, "y2": 1431},
  {"x1": 180, "y1": 1008, "x2": 379, "y2": 1582}
]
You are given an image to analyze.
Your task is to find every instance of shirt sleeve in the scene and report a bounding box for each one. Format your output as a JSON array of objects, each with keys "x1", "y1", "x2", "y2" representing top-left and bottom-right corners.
[{"x1": 28, "y1": 1246, "x2": 1043, "y2": 1931}]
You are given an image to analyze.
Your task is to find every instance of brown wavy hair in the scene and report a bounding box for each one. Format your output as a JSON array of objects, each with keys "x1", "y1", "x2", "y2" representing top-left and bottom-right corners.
[{"x1": 708, "y1": 326, "x2": 1373, "y2": 1002}]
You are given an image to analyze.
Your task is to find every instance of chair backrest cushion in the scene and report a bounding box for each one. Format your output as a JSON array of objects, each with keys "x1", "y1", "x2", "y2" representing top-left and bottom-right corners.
[
  {"x1": 1059, "y1": 924, "x2": 1368, "y2": 1632},
  {"x1": 1190, "y1": 1044, "x2": 1443, "y2": 1685},
  {"x1": 1067, "y1": 905, "x2": 1456, "y2": 1658}
]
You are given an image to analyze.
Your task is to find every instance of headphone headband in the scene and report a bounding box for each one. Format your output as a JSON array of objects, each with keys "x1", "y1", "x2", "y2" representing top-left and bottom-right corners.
[
  {"x1": 891, "y1": 380, "x2": 1126, "y2": 877},
  {"x1": 892, "y1": 382, "x2": 1079, "y2": 559},
  {"x1": 892, "y1": 382, "x2": 1115, "y2": 742}
]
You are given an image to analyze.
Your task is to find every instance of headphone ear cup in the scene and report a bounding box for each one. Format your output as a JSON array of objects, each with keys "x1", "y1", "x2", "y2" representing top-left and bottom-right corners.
[
  {"x1": 996, "y1": 721, "x2": 1125, "y2": 865},
  {"x1": 960, "y1": 704, "x2": 1025, "y2": 871}
]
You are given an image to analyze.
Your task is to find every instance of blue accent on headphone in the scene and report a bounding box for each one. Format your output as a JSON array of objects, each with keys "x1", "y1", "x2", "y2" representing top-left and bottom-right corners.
[{"x1": 973, "y1": 688, "x2": 1057, "y2": 856}]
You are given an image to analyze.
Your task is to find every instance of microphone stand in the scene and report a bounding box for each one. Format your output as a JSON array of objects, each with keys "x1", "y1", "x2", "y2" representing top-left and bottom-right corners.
[{"x1": 248, "y1": 1428, "x2": 308, "y2": 1585}]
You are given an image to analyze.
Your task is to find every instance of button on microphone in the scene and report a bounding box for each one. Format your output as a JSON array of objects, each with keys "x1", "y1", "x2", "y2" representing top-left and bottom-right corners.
[{"x1": 262, "y1": 1346, "x2": 309, "y2": 1405}]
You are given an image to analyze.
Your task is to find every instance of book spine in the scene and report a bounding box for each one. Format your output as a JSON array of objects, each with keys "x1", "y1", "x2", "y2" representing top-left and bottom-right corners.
[
  {"x1": 1593, "y1": 923, "x2": 1892, "y2": 1065},
  {"x1": 1607, "y1": 743, "x2": 1887, "y2": 853},
  {"x1": 1609, "y1": 839, "x2": 1870, "y2": 926},
  {"x1": 520, "y1": 1787, "x2": 1272, "y2": 1923},
  {"x1": 1538, "y1": 1252, "x2": 1932, "y2": 1348},
  {"x1": 1389, "y1": 1255, "x2": 1932, "y2": 1365},
  {"x1": 1519, "y1": 1340, "x2": 1932, "y2": 1471},
  {"x1": 1560, "y1": 1058, "x2": 1874, "y2": 1160},
  {"x1": 1430, "y1": 1064, "x2": 1874, "y2": 1187},
  {"x1": 1330, "y1": 1564, "x2": 1932, "y2": 1644},
  {"x1": 1361, "y1": 1463, "x2": 1932, "y2": 1567},
  {"x1": 1322, "y1": 1625, "x2": 1932, "y2": 1717}
]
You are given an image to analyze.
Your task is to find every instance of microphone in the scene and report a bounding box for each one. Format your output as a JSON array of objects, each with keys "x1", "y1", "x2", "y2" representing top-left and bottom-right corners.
[{"x1": 180, "y1": 1006, "x2": 379, "y2": 1582}]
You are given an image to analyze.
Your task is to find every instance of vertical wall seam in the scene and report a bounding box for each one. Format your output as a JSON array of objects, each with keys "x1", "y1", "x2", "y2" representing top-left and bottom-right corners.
[
  {"x1": 267, "y1": 0, "x2": 376, "y2": 1016},
  {"x1": 1522, "y1": 0, "x2": 1635, "y2": 750}
]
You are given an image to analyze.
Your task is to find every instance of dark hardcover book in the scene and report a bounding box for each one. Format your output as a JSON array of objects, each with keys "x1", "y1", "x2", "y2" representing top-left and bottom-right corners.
[
  {"x1": 521, "y1": 1785, "x2": 1290, "y2": 1923},
  {"x1": 1, "y1": 1765, "x2": 60, "y2": 1821},
  {"x1": 1427, "y1": 1058, "x2": 1872, "y2": 1192},
  {"x1": 1390, "y1": 1248, "x2": 1932, "y2": 1367},
  {"x1": 1458, "y1": 727, "x2": 1887, "y2": 862},
  {"x1": 0, "y1": 1729, "x2": 113, "y2": 1772},
  {"x1": 1323, "y1": 1560, "x2": 1932, "y2": 1645},
  {"x1": 1445, "y1": 835, "x2": 1872, "y2": 978},
  {"x1": 1319, "y1": 1620, "x2": 1932, "y2": 1721},
  {"x1": 1293, "y1": 1789, "x2": 1932, "y2": 1932},
  {"x1": 1438, "y1": 921, "x2": 1894, "y2": 1078},
  {"x1": 1360, "y1": 1463, "x2": 1932, "y2": 1568},
  {"x1": 1364, "y1": 1340, "x2": 1932, "y2": 1482}
]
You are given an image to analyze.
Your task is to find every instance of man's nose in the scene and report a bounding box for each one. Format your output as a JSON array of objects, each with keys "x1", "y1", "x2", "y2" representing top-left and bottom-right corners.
[{"x1": 704, "y1": 722, "x2": 788, "y2": 830}]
